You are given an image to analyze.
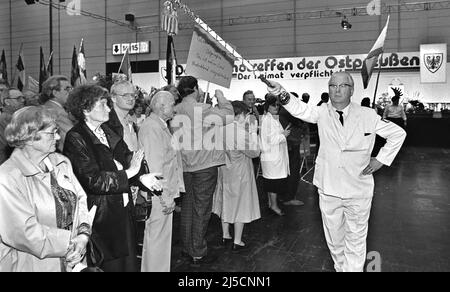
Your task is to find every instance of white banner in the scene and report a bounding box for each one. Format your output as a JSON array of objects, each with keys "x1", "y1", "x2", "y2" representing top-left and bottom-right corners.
[
  {"x1": 185, "y1": 26, "x2": 235, "y2": 88},
  {"x1": 161, "y1": 52, "x2": 420, "y2": 85},
  {"x1": 420, "y1": 44, "x2": 447, "y2": 83}
]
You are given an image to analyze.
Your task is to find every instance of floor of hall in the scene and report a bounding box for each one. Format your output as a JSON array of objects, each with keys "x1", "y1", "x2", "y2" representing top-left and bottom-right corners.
[{"x1": 151, "y1": 146, "x2": 450, "y2": 272}]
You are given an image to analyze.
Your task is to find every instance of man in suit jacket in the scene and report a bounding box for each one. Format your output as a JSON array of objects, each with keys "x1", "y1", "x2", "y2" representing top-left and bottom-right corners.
[
  {"x1": 138, "y1": 91, "x2": 185, "y2": 272},
  {"x1": 106, "y1": 80, "x2": 140, "y2": 151},
  {"x1": 40, "y1": 75, "x2": 74, "y2": 152},
  {"x1": 267, "y1": 72, "x2": 406, "y2": 272}
]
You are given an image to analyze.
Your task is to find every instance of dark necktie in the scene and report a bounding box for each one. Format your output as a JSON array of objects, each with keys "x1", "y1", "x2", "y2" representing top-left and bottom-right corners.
[{"x1": 336, "y1": 110, "x2": 344, "y2": 126}]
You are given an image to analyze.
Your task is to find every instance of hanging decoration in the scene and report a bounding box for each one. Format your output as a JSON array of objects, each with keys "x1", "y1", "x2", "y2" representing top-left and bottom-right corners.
[{"x1": 162, "y1": 1, "x2": 179, "y2": 36}]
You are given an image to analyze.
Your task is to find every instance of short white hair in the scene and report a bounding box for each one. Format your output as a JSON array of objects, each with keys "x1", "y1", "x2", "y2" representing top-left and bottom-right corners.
[
  {"x1": 150, "y1": 91, "x2": 173, "y2": 112},
  {"x1": 329, "y1": 71, "x2": 354, "y2": 86}
]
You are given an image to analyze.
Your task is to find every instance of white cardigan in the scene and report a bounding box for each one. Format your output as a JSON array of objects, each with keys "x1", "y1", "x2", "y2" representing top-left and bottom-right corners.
[{"x1": 259, "y1": 112, "x2": 290, "y2": 179}]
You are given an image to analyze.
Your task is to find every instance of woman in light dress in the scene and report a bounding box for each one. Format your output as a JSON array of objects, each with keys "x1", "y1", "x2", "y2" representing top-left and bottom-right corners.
[{"x1": 213, "y1": 101, "x2": 261, "y2": 251}]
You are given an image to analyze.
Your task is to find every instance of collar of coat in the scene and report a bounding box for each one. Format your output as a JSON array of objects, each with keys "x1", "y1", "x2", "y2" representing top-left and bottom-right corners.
[
  {"x1": 149, "y1": 112, "x2": 171, "y2": 132},
  {"x1": 45, "y1": 99, "x2": 65, "y2": 110},
  {"x1": 10, "y1": 148, "x2": 67, "y2": 177},
  {"x1": 108, "y1": 108, "x2": 139, "y2": 136},
  {"x1": 77, "y1": 121, "x2": 122, "y2": 150}
]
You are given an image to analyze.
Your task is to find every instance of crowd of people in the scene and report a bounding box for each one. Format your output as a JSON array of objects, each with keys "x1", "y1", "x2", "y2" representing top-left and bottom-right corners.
[{"x1": 0, "y1": 70, "x2": 406, "y2": 272}]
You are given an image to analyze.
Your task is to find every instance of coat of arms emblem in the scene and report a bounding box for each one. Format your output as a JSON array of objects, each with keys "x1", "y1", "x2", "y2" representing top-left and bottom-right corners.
[{"x1": 424, "y1": 53, "x2": 443, "y2": 73}]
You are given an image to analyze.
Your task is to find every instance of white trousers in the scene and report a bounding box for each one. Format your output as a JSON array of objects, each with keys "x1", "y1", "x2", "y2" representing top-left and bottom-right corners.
[
  {"x1": 318, "y1": 192, "x2": 373, "y2": 272},
  {"x1": 141, "y1": 197, "x2": 173, "y2": 272}
]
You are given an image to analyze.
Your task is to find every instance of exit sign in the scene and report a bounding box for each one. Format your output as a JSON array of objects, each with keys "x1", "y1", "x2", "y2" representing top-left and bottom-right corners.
[{"x1": 112, "y1": 41, "x2": 151, "y2": 55}]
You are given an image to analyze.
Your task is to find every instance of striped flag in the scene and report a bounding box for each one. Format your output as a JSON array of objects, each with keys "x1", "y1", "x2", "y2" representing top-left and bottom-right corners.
[
  {"x1": 77, "y1": 38, "x2": 87, "y2": 85},
  {"x1": 15, "y1": 45, "x2": 25, "y2": 91},
  {"x1": 161, "y1": 2, "x2": 178, "y2": 36},
  {"x1": 39, "y1": 47, "x2": 49, "y2": 93},
  {"x1": 71, "y1": 45, "x2": 80, "y2": 86},
  {"x1": 361, "y1": 15, "x2": 390, "y2": 89},
  {"x1": 166, "y1": 35, "x2": 178, "y2": 85},
  {"x1": 0, "y1": 50, "x2": 8, "y2": 85},
  {"x1": 46, "y1": 51, "x2": 53, "y2": 77},
  {"x1": 27, "y1": 76, "x2": 39, "y2": 93},
  {"x1": 118, "y1": 47, "x2": 132, "y2": 83}
]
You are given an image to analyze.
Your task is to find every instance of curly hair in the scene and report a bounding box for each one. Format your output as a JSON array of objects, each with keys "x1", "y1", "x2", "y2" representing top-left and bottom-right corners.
[
  {"x1": 66, "y1": 85, "x2": 109, "y2": 122},
  {"x1": 5, "y1": 106, "x2": 56, "y2": 148}
]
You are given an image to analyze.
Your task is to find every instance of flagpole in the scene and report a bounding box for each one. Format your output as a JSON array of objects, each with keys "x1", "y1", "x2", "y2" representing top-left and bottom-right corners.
[
  {"x1": 372, "y1": 53, "x2": 384, "y2": 109},
  {"x1": 47, "y1": 51, "x2": 54, "y2": 72},
  {"x1": 118, "y1": 47, "x2": 128, "y2": 76},
  {"x1": 204, "y1": 81, "x2": 210, "y2": 104},
  {"x1": 11, "y1": 43, "x2": 23, "y2": 88},
  {"x1": 49, "y1": 0, "x2": 53, "y2": 76}
]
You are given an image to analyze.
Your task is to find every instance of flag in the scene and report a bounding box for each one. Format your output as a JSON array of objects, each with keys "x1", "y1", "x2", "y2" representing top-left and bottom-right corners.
[
  {"x1": 361, "y1": 15, "x2": 390, "y2": 89},
  {"x1": 162, "y1": 0, "x2": 178, "y2": 85},
  {"x1": 70, "y1": 45, "x2": 80, "y2": 86},
  {"x1": 27, "y1": 76, "x2": 39, "y2": 93},
  {"x1": 15, "y1": 45, "x2": 25, "y2": 91},
  {"x1": 118, "y1": 47, "x2": 132, "y2": 83},
  {"x1": 0, "y1": 50, "x2": 8, "y2": 85},
  {"x1": 46, "y1": 50, "x2": 53, "y2": 76},
  {"x1": 166, "y1": 35, "x2": 178, "y2": 85},
  {"x1": 77, "y1": 38, "x2": 87, "y2": 85},
  {"x1": 39, "y1": 47, "x2": 49, "y2": 93},
  {"x1": 161, "y1": 1, "x2": 178, "y2": 36}
]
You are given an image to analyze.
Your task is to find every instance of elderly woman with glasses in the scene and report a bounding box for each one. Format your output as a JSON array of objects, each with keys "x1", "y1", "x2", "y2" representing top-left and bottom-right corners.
[
  {"x1": 63, "y1": 84, "x2": 161, "y2": 272},
  {"x1": 0, "y1": 106, "x2": 91, "y2": 272}
]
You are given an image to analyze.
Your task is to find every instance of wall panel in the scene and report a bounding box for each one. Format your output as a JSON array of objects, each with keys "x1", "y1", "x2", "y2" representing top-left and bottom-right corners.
[{"x1": 0, "y1": 0, "x2": 449, "y2": 89}]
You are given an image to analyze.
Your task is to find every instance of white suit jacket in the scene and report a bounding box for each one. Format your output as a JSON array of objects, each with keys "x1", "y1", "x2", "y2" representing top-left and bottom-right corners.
[{"x1": 284, "y1": 100, "x2": 406, "y2": 198}]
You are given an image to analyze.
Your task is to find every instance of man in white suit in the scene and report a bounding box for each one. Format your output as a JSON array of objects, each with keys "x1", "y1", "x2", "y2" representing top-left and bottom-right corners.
[{"x1": 267, "y1": 72, "x2": 406, "y2": 272}]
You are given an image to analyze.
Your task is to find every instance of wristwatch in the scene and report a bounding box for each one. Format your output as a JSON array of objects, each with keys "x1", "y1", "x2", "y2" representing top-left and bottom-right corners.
[{"x1": 279, "y1": 91, "x2": 291, "y2": 105}]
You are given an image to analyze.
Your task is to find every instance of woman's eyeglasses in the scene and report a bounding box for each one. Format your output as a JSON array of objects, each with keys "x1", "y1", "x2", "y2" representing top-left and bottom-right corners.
[
  {"x1": 63, "y1": 86, "x2": 74, "y2": 92},
  {"x1": 40, "y1": 128, "x2": 59, "y2": 138}
]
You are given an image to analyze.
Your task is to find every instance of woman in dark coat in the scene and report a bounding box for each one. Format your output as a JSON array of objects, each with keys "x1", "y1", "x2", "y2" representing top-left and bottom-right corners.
[{"x1": 63, "y1": 85, "x2": 159, "y2": 272}]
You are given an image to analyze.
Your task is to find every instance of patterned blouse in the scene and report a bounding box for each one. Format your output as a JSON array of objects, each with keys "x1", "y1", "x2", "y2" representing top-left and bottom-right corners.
[{"x1": 50, "y1": 170, "x2": 90, "y2": 271}]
